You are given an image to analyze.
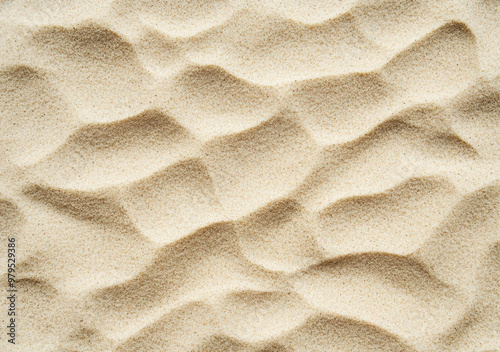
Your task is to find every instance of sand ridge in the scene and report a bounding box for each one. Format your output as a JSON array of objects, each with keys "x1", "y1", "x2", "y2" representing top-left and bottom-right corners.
[{"x1": 0, "y1": 0, "x2": 499, "y2": 351}]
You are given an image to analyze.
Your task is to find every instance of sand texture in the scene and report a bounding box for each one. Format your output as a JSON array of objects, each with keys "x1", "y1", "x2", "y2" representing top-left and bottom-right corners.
[{"x1": 0, "y1": 0, "x2": 499, "y2": 351}]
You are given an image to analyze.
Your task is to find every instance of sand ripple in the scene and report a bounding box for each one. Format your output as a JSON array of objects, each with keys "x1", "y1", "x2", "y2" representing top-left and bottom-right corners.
[{"x1": 0, "y1": 1, "x2": 499, "y2": 351}]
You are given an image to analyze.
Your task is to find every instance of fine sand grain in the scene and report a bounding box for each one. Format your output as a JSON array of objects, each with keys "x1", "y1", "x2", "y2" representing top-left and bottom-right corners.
[{"x1": 0, "y1": 0, "x2": 499, "y2": 351}]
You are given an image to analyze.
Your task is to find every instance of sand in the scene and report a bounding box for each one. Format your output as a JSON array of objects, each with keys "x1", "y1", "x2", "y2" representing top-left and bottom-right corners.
[{"x1": 0, "y1": 0, "x2": 499, "y2": 351}]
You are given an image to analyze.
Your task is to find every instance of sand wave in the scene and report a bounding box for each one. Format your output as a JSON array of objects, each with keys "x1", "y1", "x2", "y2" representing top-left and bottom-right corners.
[{"x1": 1, "y1": 1, "x2": 498, "y2": 351}]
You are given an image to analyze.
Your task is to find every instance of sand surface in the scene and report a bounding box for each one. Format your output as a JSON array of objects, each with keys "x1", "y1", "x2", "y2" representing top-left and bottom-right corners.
[{"x1": 0, "y1": 0, "x2": 499, "y2": 351}]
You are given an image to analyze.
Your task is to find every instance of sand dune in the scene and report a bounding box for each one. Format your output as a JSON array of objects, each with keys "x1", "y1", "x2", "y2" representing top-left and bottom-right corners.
[
  {"x1": 29, "y1": 23, "x2": 154, "y2": 122},
  {"x1": 317, "y1": 176, "x2": 460, "y2": 256},
  {"x1": 186, "y1": 10, "x2": 389, "y2": 85},
  {"x1": 236, "y1": 199, "x2": 325, "y2": 272},
  {"x1": 0, "y1": 278, "x2": 79, "y2": 352},
  {"x1": 118, "y1": 158, "x2": 226, "y2": 245},
  {"x1": 87, "y1": 223, "x2": 287, "y2": 338},
  {"x1": 286, "y1": 21, "x2": 479, "y2": 144},
  {"x1": 0, "y1": 1, "x2": 498, "y2": 351},
  {"x1": 133, "y1": 29, "x2": 187, "y2": 75},
  {"x1": 18, "y1": 187, "x2": 155, "y2": 294},
  {"x1": 381, "y1": 21, "x2": 479, "y2": 102},
  {"x1": 414, "y1": 181, "x2": 500, "y2": 295},
  {"x1": 158, "y1": 64, "x2": 281, "y2": 139},
  {"x1": 292, "y1": 107, "x2": 479, "y2": 210},
  {"x1": 276, "y1": 314, "x2": 416, "y2": 352},
  {"x1": 213, "y1": 290, "x2": 313, "y2": 342},
  {"x1": 434, "y1": 243, "x2": 500, "y2": 352},
  {"x1": 448, "y1": 78, "x2": 500, "y2": 159},
  {"x1": 114, "y1": 302, "x2": 218, "y2": 352},
  {"x1": 291, "y1": 253, "x2": 465, "y2": 346},
  {"x1": 459, "y1": 0, "x2": 500, "y2": 76},
  {"x1": 0, "y1": 65, "x2": 80, "y2": 165},
  {"x1": 202, "y1": 110, "x2": 319, "y2": 217},
  {"x1": 287, "y1": 72, "x2": 396, "y2": 144},
  {"x1": 30, "y1": 109, "x2": 200, "y2": 189},
  {"x1": 24, "y1": 184, "x2": 130, "y2": 225}
]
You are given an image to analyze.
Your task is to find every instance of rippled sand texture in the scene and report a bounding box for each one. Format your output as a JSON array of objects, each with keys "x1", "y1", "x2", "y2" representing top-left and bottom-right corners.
[{"x1": 0, "y1": 0, "x2": 499, "y2": 351}]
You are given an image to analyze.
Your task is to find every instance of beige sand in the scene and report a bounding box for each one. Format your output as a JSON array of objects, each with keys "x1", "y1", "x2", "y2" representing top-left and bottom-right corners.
[{"x1": 0, "y1": 0, "x2": 499, "y2": 351}]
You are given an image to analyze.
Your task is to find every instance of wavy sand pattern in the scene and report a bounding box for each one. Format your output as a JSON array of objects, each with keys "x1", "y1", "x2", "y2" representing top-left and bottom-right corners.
[{"x1": 0, "y1": 0, "x2": 499, "y2": 351}]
